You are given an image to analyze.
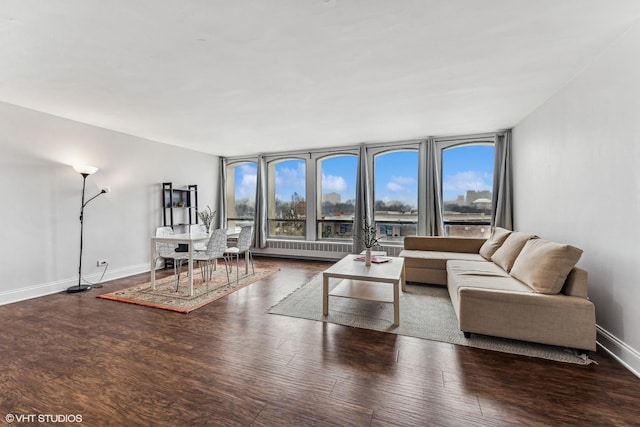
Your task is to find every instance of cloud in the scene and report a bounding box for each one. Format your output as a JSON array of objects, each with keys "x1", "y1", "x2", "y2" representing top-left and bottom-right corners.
[
  {"x1": 385, "y1": 175, "x2": 416, "y2": 193},
  {"x1": 443, "y1": 171, "x2": 491, "y2": 193},
  {"x1": 386, "y1": 182, "x2": 404, "y2": 192},
  {"x1": 276, "y1": 162, "x2": 304, "y2": 186},
  {"x1": 275, "y1": 161, "x2": 306, "y2": 199},
  {"x1": 322, "y1": 174, "x2": 347, "y2": 193},
  {"x1": 391, "y1": 176, "x2": 416, "y2": 185},
  {"x1": 235, "y1": 163, "x2": 257, "y2": 199}
]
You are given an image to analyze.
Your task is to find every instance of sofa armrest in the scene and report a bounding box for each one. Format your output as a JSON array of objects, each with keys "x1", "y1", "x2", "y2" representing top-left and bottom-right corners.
[
  {"x1": 403, "y1": 236, "x2": 485, "y2": 253},
  {"x1": 561, "y1": 267, "x2": 588, "y2": 298}
]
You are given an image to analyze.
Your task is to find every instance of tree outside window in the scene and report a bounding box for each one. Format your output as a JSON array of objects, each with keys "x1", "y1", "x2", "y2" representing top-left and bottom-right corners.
[
  {"x1": 226, "y1": 162, "x2": 257, "y2": 231},
  {"x1": 317, "y1": 155, "x2": 357, "y2": 239},
  {"x1": 268, "y1": 159, "x2": 306, "y2": 238}
]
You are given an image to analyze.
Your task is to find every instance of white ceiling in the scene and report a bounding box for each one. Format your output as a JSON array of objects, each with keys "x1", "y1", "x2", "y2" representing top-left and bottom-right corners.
[{"x1": 1, "y1": 1, "x2": 639, "y2": 157}]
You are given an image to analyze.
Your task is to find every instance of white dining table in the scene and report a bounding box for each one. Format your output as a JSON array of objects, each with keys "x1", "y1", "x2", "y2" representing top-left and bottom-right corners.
[
  {"x1": 150, "y1": 229, "x2": 240, "y2": 296},
  {"x1": 150, "y1": 231, "x2": 208, "y2": 296}
]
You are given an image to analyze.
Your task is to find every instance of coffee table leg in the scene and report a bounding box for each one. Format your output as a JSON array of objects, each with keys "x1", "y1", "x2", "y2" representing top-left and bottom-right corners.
[
  {"x1": 323, "y1": 274, "x2": 329, "y2": 316},
  {"x1": 393, "y1": 281, "x2": 400, "y2": 325}
]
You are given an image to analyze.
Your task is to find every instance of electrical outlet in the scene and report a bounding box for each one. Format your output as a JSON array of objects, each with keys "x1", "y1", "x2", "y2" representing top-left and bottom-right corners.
[{"x1": 97, "y1": 259, "x2": 108, "y2": 267}]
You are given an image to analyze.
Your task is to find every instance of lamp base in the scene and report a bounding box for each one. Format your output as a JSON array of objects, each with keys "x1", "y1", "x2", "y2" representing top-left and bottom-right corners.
[{"x1": 66, "y1": 284, "x2": 92, "y2": 293}]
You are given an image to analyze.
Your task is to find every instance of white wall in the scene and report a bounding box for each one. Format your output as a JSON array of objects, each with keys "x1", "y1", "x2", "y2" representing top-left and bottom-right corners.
[
  {"x1": 0, "y1": 102, "x2": 219, "y2": 304},
  {"x1": 513, "y1": 23, "x2": 640, "y2": 375}
]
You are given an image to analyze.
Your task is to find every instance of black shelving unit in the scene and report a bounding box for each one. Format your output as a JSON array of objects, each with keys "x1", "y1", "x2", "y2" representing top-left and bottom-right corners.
[
  {"x1": 162, "y1": 182, "x2": 199, "y2": 232},
  {"x1": 161, "y1": 183, "x2": 198, "y2": 266}
]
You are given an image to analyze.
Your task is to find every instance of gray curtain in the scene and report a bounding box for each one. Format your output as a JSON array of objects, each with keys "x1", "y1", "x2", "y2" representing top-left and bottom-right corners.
[
  {"x1": 254, "y1": 155, "x2": 268, "y2": 248},
  {"x1": 217, "y1": 157, "x2": 227, "y2": 229},
  {"x1": 353, "y1": 144, "x2": 372, "y2": 254},
  {"x1": 424, "y1": 138, "x2": 444, "y2": 236},
  {"x1": 492, "y1": 130, "x2": 513, "y2": 230}
]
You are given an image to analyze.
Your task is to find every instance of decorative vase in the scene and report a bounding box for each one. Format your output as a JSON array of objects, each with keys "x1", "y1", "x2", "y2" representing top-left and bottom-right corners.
[{"x1": 365, "y1": 248, "x2": 372, "y2": 266}]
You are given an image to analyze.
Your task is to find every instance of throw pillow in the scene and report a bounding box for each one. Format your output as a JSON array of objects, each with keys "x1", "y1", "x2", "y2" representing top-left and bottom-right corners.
[
  {"x1": 479, "y1": 227, "x2": 512, "y2": 260},
  {"x1": 511, "y1": 239, "x2": 583, "y2": 294},
  {"x1": 491, "y1": 231, "x2": 536, "y2": 272}
]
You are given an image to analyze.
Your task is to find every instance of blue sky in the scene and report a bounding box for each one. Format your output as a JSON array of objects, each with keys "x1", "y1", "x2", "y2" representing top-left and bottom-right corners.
[
  {"x1": 442, "y1": 145, "x2": 494, "y2": 202},
  {"x1": 234, "y1": 163, "x2": 257, "y2": 200},
  {"x1": 320, "y1": 155, "x2": 357, "y2": 202},
  {"x1": 234, "y1": 145, "x2": 494, "y2": 206},
  {"x1": 373, "y1": 151, "x2": 418, "y2": 206}
]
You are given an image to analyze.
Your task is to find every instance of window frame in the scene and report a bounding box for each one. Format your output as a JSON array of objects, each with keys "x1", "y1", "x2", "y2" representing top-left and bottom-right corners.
[
  {"x1": 266, "y1": 156, "x2": 308, "y2": 239},
  {"x1": 315, "y1": 152, "x2": 358, "y2": 241},
  {"x1": 368, "y1": 144, "x2": 421, "y2": 244},
  {"x1": 437, "y1": 138, "x2": 495, "y2": 238},
  {"x1": 225, "y1": 160, "x2": 258, "y2": 231}
]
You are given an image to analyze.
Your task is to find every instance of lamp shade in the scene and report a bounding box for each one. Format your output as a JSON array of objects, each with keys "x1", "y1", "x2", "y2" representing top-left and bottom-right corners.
[{"x1": 73, "y1": 165, "x2": 98, "y2": 175}]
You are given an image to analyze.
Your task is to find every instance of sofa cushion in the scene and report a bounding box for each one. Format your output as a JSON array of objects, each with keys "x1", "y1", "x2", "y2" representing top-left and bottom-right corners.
[
  {"x1": 401, "y1": 250, "x2": 446, "y2": 269},
  {"x1": 479, "y1": 227, "x2": 512, "y2": 260},
  {"x1": 510, "y1": 239, "x2": 583, "y2": 295},
  {"x1": 490, "y1": 231, "x2": 536, "y2": 272},
  {"x1": 446, "y1": 260, "x2": 533, "y2": 316}
]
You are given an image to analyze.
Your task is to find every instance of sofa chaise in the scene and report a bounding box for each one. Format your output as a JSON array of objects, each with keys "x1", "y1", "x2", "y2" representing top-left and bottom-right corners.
[{"x1": 400, "y1": 228, "x2": 596, "y2": 353}]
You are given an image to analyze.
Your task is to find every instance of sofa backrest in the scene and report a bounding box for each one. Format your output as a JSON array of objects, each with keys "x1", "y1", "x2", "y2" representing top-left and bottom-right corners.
[{"x1": 403, "y1": 236, "x2": 485, "y2": 253}]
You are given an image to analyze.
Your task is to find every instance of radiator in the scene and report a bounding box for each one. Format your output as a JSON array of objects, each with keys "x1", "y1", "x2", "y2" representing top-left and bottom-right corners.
[{"x1": 253, "y1": 239, "x2": 403, "y2": 259}]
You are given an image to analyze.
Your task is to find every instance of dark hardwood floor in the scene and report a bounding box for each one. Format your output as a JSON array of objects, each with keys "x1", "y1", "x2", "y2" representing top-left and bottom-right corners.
[{"x1": 1, "y1": 257, "x2": 638, "y2": 426}]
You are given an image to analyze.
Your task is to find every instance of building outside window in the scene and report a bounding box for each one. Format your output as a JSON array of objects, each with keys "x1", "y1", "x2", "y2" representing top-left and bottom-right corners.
[
  {"x1": 226, "y1": 162, "x2": 257, "y2": 231},
  {"x1": 317, "y1": 154, "x2": 357, "y2": 239},
  {"x1": 441, "y1": 144, "x2": 494, "y2": 238},
  {"x1": 267, "y1": 158, "x2": 306, "y2": 238},
  {"x1": 373, "y1": 150, "x2": 419, "y2": 242}
]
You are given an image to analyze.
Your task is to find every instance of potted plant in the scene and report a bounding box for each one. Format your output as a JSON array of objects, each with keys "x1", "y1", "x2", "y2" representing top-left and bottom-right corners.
[
  {"x1": 198, "y1": 205, "x2": 216, "y2": 233},
  {"x1": 358, "y1": 218, "x2": 380, "y2": 266}
]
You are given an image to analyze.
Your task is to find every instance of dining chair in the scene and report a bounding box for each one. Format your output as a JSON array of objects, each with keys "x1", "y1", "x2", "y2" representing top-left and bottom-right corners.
[
  {"x1": 192, "y1": 228, "x2": 230, "y2": 290},
  {"x1": 154, "y1": 226, "x2": 190, "y2": 290},
  {"x1": 189, "y1": 224, "x2": 208, "y2": 251},
  {"x1": 224, "y1": 224, "x2": 254, "y2": 283}
]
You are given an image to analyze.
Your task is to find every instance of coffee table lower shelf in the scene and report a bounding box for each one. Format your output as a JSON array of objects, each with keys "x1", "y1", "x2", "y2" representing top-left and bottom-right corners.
[
  {"x1": 326, "y1": 278, "x2": 400, "y2": 325},
  {"x1": 329, "y1": 279, "x2": 394, "y2": 303}
]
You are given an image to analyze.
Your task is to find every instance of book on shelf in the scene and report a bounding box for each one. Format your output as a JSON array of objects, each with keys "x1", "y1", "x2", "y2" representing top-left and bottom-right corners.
[{"x1": 354, "y1": 255, "x2": 391, "y2": 263}]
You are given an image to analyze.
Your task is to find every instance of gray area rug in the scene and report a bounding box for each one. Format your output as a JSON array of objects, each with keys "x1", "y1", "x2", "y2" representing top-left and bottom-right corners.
[{"x1": 268, "y1": 274, "x2": 594, "y2": 365}]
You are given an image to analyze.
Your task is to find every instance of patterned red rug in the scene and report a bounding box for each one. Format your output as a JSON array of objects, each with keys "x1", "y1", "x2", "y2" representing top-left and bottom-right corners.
[{"x1": 98, "y1": 266, "x2": 278, "y2": 313}]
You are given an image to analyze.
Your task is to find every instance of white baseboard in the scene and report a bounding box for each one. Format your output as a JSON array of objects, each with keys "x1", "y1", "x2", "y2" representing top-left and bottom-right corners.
[
  {"x1": 0, "y1": 263, "x2": 150, "y2": 306},
  {"x1": 597, "y1": 325, "x2": 640, "y2": 378}
]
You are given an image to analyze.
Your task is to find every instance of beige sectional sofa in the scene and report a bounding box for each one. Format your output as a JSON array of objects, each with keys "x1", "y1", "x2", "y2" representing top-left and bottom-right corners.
[{"x1": 400, "y1": 229, "x2": 596, "y2": 352}]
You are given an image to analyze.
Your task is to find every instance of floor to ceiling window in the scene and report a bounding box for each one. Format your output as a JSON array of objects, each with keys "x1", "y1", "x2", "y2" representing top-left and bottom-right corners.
[
  {"x1": 224, "y1": 134, "x2": 499, "y2": 247},
  {"x1": 317, "y1": 154, "x2": 357, "y2": 240},
  {"x1": 267, "y1": 158, "x2": 306, "y2": 238},
  {"x1": 441, "y1": 143, "x2": 494, "y2": 238},
  {"x1": 373, "y1": 150, "x2": 419, "y2": 242},
  {"x1": 226, "y1": 161, "x2": 257, "y2": 231}
]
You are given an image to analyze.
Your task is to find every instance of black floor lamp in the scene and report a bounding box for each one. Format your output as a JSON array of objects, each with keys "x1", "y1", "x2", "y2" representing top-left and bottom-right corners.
[{"x1": 67, "y1": 165, "x2": 110, "y2": 293}]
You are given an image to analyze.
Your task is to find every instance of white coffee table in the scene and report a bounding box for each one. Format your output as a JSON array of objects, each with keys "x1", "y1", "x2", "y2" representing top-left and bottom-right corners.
[{"x1": 322, "y1": 254, "x2": 406, "y2": 325}]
